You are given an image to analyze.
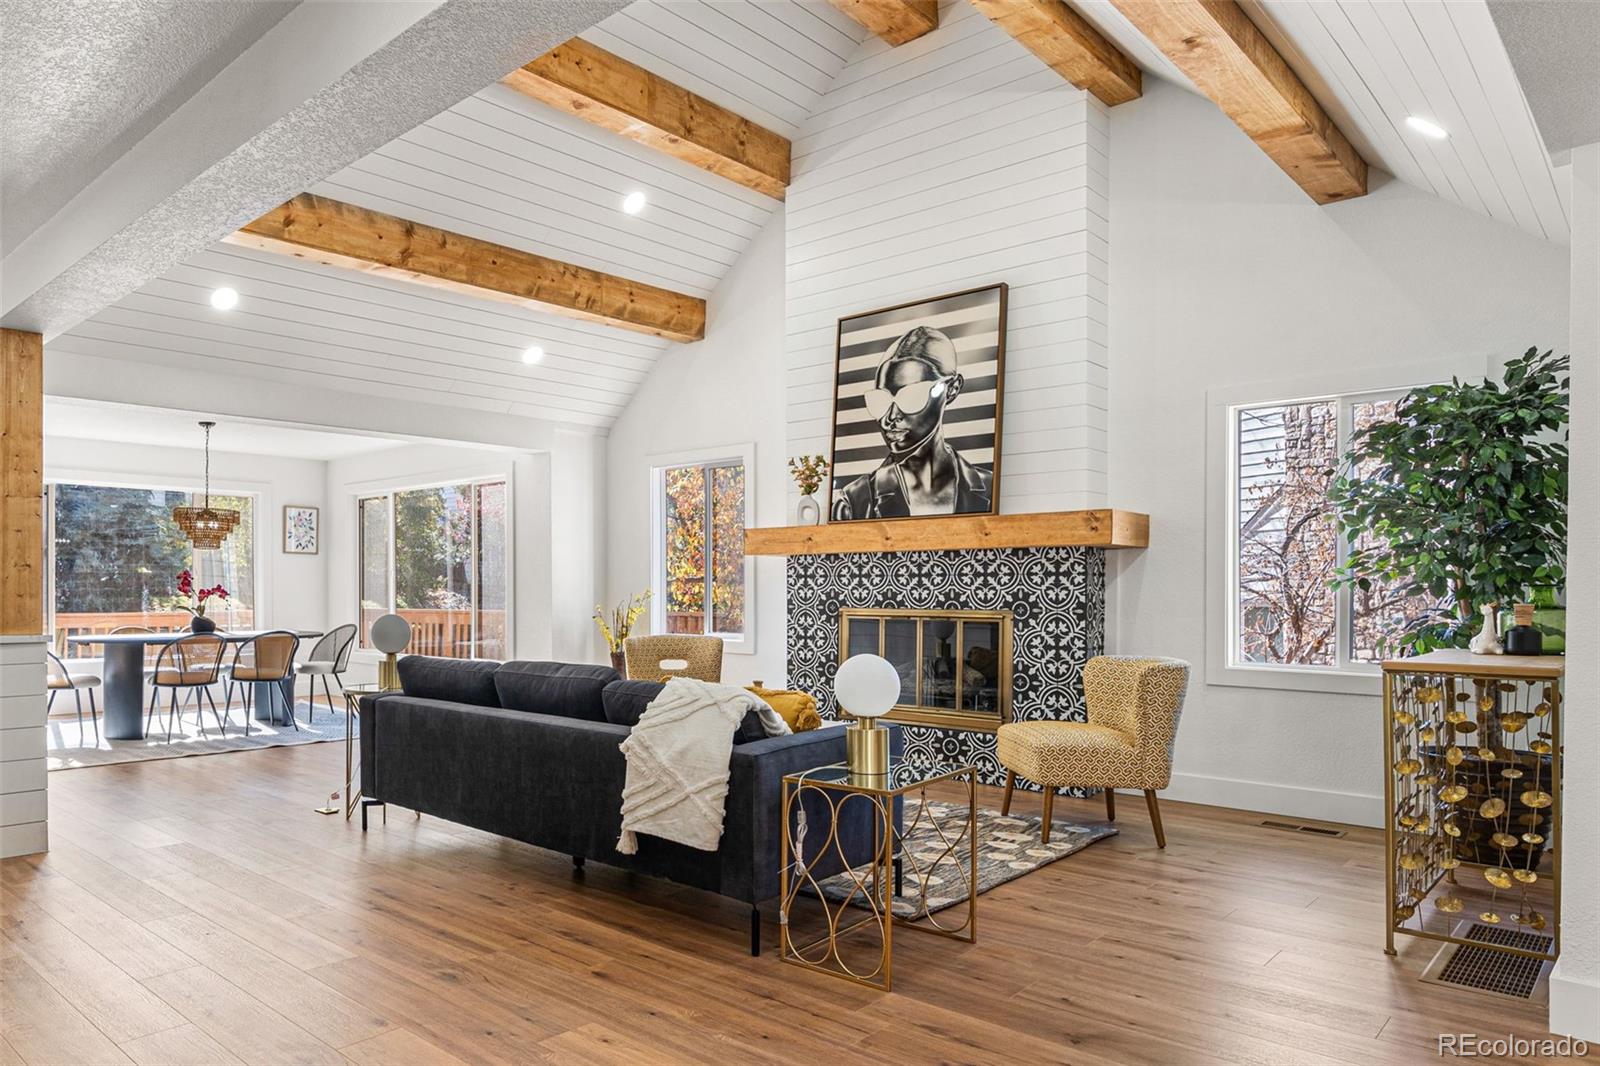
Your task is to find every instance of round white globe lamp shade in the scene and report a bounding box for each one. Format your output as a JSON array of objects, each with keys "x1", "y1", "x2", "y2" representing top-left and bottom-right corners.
[
  {"x1": 370, "y1": 613, "x2": 411, "y2": 654},
  {"x1": 835, "y1": 654, "x2": 900, "y2": 719}
]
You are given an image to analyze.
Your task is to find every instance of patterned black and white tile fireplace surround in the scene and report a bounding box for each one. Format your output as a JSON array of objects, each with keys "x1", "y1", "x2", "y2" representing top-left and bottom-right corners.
[{"x1": 786, "y1": 546, "x2": 1105, "y2": 790}]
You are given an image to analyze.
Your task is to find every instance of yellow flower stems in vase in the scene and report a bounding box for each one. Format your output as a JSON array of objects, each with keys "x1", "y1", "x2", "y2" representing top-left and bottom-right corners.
[{"x1": 596, "y1": 589, "x2": 651, "y2": 673}]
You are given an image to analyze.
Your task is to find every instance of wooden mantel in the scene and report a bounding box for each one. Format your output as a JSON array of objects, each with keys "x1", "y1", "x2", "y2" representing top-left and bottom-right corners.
[{"x1": 744, "y1": 509, "x2": 1148, "y2": 556}]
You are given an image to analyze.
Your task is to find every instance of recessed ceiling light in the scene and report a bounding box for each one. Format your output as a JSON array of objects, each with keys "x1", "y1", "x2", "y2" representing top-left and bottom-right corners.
[
  {"x1": 621, "y1": 190, "x2": 647, "y2": 215},
  {"x1": 522, "y1": 345, "x2": 544, "y2": 365},
  {"x1": 1405, "y1": 115, "x2": 1448, "y2": 140},
  {"x1": 209, "y1": 286, "x2": 239, "y2": 311}
]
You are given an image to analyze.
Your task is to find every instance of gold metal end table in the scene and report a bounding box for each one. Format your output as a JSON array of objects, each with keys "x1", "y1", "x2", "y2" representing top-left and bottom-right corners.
[
  {"x1": 338, "y1": 683, "x2": 389, "y2": 820},
  {"x1": 780, "y1": 760, "x2": 977, "y2": 991}
]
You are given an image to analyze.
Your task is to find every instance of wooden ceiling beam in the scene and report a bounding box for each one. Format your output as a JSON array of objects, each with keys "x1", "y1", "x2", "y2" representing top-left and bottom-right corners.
[
  {"x1": 969, "y1": 0, "x2": 1142, "y2": 105},
  {"x1": 1108, "y1": 0, "x2": 1366, "y2": 203},
  {"x1": 504, "y1": 38, "x2": 790, "y2": 200},
  {"x1": 227, "y1": 194, "x2": 706, "y2": 342},
  {"x1": 828, "y1": 0, "x2": 939, "y2": 45}
]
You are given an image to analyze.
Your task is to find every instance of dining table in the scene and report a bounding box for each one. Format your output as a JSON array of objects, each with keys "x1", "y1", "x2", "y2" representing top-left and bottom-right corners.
[{"x1": 67, "y1": 629, "x2": 323, "y2": 740}]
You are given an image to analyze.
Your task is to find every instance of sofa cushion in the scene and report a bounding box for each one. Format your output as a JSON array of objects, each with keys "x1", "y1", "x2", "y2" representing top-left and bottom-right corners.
[
  {"x1": 601, "y1": 679, "x2": 769, "y2": 743},
  {"x1": 397, "y1": 656, "x2": 501, "y2": 707},
  {"x1": 495, "y1": 661, "x2": 618, "y2": 721}
]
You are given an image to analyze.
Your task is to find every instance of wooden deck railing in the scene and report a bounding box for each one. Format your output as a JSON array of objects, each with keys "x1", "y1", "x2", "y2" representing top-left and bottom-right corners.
[
  {"x1": 57, "y1": 608, "x2": 509, "y2": 660},
  {"x1": 55, "y1": 610, "x2": 255, "y2": 657}
]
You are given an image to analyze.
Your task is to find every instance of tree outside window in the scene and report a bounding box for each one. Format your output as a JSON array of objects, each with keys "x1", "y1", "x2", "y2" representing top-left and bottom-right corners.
[{"x1": 660, "y1": 460, "x2": 745, "y2": 638}]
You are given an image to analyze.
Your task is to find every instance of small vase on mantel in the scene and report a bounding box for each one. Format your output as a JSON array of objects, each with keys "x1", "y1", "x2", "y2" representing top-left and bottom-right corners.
[{"x1": 797, "y1": 495, "x2": 822, "y2": 526}]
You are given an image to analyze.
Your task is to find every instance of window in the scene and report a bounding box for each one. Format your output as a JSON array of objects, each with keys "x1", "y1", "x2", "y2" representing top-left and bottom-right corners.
[
  {"x1": 1227, "y1": 391, "x2": 1450, "y2": 678},
  {"x1": 357, "y1": 479, "x2": 508, "y2": 659},
  {"x1": 653, "y1": 452, "x2": 750, "y2": 645},
  {"x1": 49, "y1": 482, "x2": 257, "y2": 656}
]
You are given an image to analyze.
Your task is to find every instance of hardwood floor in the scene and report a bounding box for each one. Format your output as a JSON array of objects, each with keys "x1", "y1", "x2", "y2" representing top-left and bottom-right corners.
[{"x1": 1, "y1": 740, "x2": 1564, "y2": 1065}]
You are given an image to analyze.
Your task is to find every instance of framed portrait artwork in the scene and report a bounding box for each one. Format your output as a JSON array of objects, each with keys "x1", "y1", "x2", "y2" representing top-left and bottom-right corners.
[
  {"x1": 283, "y1": 505, "x2": 319, "y2": 554},
  {"x1": 827, "y1": 283, "x2": 1007, "y2": 522}
]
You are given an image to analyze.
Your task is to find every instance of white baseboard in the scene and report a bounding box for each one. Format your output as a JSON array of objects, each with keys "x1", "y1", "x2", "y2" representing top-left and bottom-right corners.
[
  {"x1": 1549, "y1": 965, "x2": 1600, "y2": 1041},
  {"x1": 0, "y1": 821, "x2": 48, "y2": 858},
  {"x1": 1159, "y1": 770, "x2": 1382, "y2": 828}
]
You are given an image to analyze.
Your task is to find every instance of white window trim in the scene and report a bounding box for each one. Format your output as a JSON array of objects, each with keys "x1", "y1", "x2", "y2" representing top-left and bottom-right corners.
[
  {"x1": 1205, "y1": 356, "x2": 1487, "y2": 695},
  {"x1": 647, "y1": 442, "x2": 757, "y2": 657},
  {"x1": 349, "y1": 468, "x2": 515, "y2": 664}
]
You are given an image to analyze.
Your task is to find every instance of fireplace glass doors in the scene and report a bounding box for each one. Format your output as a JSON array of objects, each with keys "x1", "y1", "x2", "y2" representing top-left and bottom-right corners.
[{"x1": 839, "y1": 608, "x2": 1012, "y2": 731}]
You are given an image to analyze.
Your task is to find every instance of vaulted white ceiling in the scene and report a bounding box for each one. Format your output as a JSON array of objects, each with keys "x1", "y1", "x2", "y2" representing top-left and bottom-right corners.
[
  {"x1": 49, "y1": 1, "x2": 866, "y2": 434},
  {"x1": 46, "y1": 0, "x2": 1572, "y2": 439}
]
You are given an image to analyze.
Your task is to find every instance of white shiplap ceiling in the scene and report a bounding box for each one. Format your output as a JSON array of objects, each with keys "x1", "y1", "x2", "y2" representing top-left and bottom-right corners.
[
  {"x1": 51, "y1": 1, "x2": 866, "y2": 433},
  {"x1": 1075, "y1": 0, "x2": 1569, "y2": 242}
]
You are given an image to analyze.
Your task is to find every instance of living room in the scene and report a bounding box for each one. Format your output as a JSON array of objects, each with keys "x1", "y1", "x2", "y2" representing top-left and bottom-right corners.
[{"x1": 2, "y1": 1, "x2": 1596, "y2": 1063}]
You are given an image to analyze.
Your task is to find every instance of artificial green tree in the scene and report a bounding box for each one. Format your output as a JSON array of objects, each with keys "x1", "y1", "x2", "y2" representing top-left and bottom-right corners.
[{"x1": 1329, "y1": 347, "x2": 1569, "y2": 655}]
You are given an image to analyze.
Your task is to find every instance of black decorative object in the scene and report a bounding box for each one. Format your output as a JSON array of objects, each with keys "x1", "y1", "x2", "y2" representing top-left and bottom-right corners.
[
  {"x1": 786, "y1": 546, "x2": 1104, "y2": 789},
  {"x1": 189, "y1": 615, "x2": 217, "y2": 634}
]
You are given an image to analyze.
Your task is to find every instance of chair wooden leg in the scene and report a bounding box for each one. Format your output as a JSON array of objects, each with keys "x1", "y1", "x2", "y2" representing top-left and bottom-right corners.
[
  {"x1": 1041, "y1": 787, "x2": 1055, "y2": 844},
  {"x1": 1105, "y1": 787, "x2": 1116, "y2": 822},
  {"x1": 1000, "y1": 770, "x2": 1015, "y2": 816},
  {"x1": 1144, "y1": 789, "x2": 1166, "y2": 849}
]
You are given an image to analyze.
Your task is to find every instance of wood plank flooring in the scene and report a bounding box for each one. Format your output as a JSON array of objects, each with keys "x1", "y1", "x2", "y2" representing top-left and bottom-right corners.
[{"x1": 0, "y1": 739, "x2": 1565, "y2": 1065}]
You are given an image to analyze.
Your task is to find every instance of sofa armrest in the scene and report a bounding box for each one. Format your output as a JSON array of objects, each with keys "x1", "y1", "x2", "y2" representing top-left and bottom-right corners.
[{"x1": 725, "y1": 724, "x2": 901, "y2": 904}]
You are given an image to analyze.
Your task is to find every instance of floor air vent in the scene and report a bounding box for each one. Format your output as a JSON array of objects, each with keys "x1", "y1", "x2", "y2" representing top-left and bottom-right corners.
[
  {"x1": 1258, "y1": 819, "x2": 1346, "y2": 838},
  {"x1": 1419, "y1": 923, "x2": 1554, "y2": 1002}
]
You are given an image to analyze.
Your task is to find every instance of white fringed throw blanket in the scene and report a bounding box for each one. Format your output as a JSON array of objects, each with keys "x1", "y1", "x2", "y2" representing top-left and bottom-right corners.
[{"x1": 616, "y1": 677, "x2": 789, "y2": 855}]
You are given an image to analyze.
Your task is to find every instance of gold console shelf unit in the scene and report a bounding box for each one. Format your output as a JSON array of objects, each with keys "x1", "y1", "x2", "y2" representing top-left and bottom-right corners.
[
  {"x1": 743, "y1": 509, "x2": 1149, "y2": 557},
  {"x1": 1381, "y1": 649, "x2": 1563, "y2": 962}
]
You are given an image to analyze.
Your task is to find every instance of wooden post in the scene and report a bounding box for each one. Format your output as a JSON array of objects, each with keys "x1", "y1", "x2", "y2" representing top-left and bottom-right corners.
[
  {"x1": 0, "y1": 329, "x2": 42, "y2": 637},
  {"x1": 0, "y1": 328, "x2": 46, "y2": 858}
]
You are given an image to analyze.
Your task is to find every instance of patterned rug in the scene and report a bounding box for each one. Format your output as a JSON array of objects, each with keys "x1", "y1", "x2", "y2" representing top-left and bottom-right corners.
[
  {"x1": 46, "y1": 701, "x2": 352, "y2": 771},
  {"x1": 815, "y1": 799, "x2": 1116, "y2": 917}
]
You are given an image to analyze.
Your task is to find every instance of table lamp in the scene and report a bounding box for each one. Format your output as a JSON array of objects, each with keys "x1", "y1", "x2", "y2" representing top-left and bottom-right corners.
[
  {"x1": 370, "y1": 613, "x2": 410, "y2": 691},
  {"x1": 836, "y1": 654, "x2": 900, "y2": 778}
]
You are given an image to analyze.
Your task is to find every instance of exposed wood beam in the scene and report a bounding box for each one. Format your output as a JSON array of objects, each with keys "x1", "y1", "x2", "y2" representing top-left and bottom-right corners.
[
  {"x1": 1108, "y1": 0, "x2": 1367, "y2": 203},
  {"x1": 0, "y1": 330, "x2": 43, "y2": 636},
  {"x1": 227, "y1": 194, "x2": 705, "y2": 342},
  {"x1": 828, "y1": 0, "x2": 939, "y2": 45},
  {"x1": 969, "y1": 0, "x2": 1142, "y2": 105},
  {"x1": 504, "y1": 38, "x2": 790, "y2": 200}
]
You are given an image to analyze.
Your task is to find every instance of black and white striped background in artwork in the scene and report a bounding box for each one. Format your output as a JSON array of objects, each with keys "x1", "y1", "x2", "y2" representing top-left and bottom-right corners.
[{"x1": 828, "y1": 284, "x2": 1006, "y2": 493}]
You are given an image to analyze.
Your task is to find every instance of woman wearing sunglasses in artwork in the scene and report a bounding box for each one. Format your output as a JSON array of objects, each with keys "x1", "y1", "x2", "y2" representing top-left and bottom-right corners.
[{"x1": 832, "y1": 325, "x2": 993, "y2": 520}]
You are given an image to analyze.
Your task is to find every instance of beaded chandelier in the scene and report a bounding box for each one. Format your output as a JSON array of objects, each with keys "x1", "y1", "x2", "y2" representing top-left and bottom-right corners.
[{"x1": 171, "y1": 421, "x2": 239, "y2": 550}]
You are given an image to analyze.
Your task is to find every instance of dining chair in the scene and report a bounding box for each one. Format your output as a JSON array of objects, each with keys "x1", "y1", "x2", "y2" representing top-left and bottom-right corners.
[
  {"x1": 296, "y1": 623, "x2": 357, "y2": 724},
  {"x1": 225, "y1": 631, "x2": 301, "y2": 737},
  {"x1": 147, "y1": 634, "x2": 227, "y2": 742},
  {"x1": 46, "y1": 651, "x2": 102, "y2": 745}
]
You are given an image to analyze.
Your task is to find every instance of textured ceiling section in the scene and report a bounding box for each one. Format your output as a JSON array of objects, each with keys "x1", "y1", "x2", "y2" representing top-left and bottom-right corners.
[
  {"x1": 51, "y1": 0, "x2": 869, "y2": 434},
  {"x1": 0, "y1": 0, "x2": 298, "y2": 255},
  {"x1": 1487, "y1": 0, "x2": 1600, "y2": 158}
]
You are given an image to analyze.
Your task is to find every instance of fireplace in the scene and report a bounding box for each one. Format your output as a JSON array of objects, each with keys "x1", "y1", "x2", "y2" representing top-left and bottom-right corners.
[
  {"x1": 839, "y1": 608, "x2": 1012, "y2": 731},
  {"x1": 786, "y1": 545, "x2": 1104, "y2": 786}
]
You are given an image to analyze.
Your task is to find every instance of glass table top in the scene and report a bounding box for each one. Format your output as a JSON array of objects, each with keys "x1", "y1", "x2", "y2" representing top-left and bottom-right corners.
[{"x1": 784, "y1": 759, "x2": 973, "y2": 795}]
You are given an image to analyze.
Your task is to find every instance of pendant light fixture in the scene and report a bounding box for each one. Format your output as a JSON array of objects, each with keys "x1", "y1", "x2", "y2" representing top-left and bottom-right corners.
[{"x1": 171, "y1": 421, "x2": 240, "y2": 549}]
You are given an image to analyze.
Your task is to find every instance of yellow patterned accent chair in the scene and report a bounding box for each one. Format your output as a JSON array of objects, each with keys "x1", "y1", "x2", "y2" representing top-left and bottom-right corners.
[
  {"x1": 997, "y1": 656, "x2": 1190, "y2": 847},
  {"x1": 623, "y1": 635, "x2": 723, "y2": 683}
]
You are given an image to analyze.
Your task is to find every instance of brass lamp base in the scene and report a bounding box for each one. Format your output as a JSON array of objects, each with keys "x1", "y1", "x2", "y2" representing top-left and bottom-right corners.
[
  {"x1": 377, "y1": 653, "x2": 400, "y2": 691},
  {"x1": 846, "y1": 718, "x2": 889, "y2": 778}
]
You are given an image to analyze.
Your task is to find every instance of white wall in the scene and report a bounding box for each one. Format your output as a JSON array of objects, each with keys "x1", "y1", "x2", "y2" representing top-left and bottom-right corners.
[
  {"x1": 784, "y1": 1, "x2": 1111, "y2": 514},
  {"x1": 606, "y1": 210, "x2": 788, "y2": 686},
  {"x1": 44, "y1": 435, "x2": 330, "y2": 639},
  {"x1": 1107, "y1": 80, "x2": 1571, "y2": 826},
  {"x1": 1549, "y1": 141, "x2": 1599, "y2": 1042}
]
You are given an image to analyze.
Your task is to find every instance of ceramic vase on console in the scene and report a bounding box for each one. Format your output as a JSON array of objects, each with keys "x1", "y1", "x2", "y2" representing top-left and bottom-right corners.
[
  {"x1": 796, "y1": 495, "x2": 822, "y2": 526},
  {"x1": 1468, "y1": 602, "x2": 1503, "y2": 655}
]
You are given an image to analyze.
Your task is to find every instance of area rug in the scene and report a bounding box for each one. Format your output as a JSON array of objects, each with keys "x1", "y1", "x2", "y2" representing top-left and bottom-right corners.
[
  {"x1": 814, "y1": 799, "x2": 1116, "y2": 917},
  {"x1": 46, "y1": 701, "x2": 354, "y2": 771}
]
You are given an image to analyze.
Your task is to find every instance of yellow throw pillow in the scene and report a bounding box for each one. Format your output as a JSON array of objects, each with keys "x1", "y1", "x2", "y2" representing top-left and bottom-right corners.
[{"x1": 746, "y1": 685, "x2": 821, "y2": 732}]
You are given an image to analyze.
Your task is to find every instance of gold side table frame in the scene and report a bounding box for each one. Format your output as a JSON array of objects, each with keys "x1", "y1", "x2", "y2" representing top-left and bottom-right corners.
[
  {"x1": 779, "y1": 761, "x2": 977, "y2": 991},
  {"x1": 1381, "y1": 650, "x2": 1562, "y2": 962},
  {"x1": 341, "y1": 683, "x2": 388, "y2": 821}
]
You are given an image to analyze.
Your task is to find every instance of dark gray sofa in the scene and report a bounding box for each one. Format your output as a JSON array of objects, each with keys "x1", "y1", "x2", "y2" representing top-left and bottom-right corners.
[{"x1": 358, "y1": 656, "x2": 889, "y2": 954}]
